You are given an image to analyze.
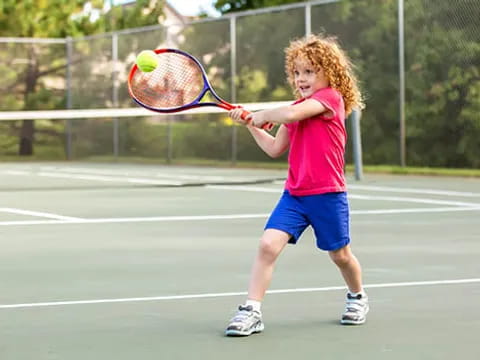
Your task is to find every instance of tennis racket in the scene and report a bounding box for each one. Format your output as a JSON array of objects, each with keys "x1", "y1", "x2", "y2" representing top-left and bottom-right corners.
[{"x1": 127, "y1": 48, "x2": 273, "y2": 130}]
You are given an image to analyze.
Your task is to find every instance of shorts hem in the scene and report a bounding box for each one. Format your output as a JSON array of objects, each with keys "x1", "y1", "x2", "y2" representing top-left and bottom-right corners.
[
  {"x1": 264, "y1": 225, "x2": 297, "y2": 244},
  {"x1": 318, "y1": 239, "x2": 350, "y2": 251}
]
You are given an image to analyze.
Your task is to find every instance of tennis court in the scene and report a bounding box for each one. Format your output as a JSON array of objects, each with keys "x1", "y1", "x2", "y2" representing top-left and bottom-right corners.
[{"x1": 0, "y1": 162, "x2": 478, "y2": 359}]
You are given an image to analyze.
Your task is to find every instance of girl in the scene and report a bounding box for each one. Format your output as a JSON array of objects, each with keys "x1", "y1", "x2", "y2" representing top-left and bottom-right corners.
[{"x1": 225, "y1": 34, "x2": 368, "y2": 336}]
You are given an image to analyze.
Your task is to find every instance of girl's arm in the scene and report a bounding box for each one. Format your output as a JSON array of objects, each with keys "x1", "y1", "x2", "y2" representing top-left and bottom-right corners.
[
  {"x1": 250, "y1": 99, "x2": 329, "y2": 128},
  {"x1": 246, "y1": 124, "x2": 290, "y2": 158},
  {"x1": 229, "y1": 107, "x2": 290, "y2": 158}
]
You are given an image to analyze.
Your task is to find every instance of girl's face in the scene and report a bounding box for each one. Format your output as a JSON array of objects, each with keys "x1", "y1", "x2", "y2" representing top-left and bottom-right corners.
[{"x1": 293, "y1": 57, "x2": 329, "y2": 98}]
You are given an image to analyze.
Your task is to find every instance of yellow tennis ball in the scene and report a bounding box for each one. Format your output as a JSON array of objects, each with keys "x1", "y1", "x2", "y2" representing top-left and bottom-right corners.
[{"x1": 136, "y1": 50, "x2": 158, "y2": 72}]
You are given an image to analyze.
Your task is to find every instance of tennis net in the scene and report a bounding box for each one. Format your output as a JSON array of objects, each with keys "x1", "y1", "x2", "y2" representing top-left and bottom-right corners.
[{"x1": 0, "y1": 102, "x2": 362, "y2": 179}]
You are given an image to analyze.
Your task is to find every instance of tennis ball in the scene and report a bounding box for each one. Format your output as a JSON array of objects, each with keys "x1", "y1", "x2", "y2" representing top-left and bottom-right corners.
[{"x1": 136, "y1": 50, "x2": 158, "y2": 72}]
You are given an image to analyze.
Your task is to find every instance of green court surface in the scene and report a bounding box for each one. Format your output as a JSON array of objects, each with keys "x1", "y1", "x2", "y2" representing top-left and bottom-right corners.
[{"x1": 0, "y1": 163, "x2": 479, "y2": 359}]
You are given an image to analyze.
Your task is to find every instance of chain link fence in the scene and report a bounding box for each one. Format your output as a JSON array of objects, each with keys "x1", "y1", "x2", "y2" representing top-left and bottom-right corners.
[{"x1": 0, "y1": 0, "x2": 479, "y2": 168}]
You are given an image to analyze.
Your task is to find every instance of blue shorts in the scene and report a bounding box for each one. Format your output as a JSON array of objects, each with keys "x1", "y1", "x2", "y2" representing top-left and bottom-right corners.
[{"x1": 265, "y1": 191, "x2": 350, "y2": 251}]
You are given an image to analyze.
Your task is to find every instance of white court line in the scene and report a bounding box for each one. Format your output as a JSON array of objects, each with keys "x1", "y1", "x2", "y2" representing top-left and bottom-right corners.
[
  {"x1": 2, "y1": 169, "x2": 183, "y2": 186},
  {"x1": 2, "y1": 169, "x2": 269, "y2": 185},
  {"x1": 207, "y1": 185, "x2": 480, "y2": 207},
  {"x1": 348, "y1": 194, "x2": 480, "y2": 207},
  {"x1": 3, "y1": 167, "x2": 260, "y2": 183},
  {"x1": 0, "y1": 208, "x2": 83, "y2": 221},
  {"x1": 1, "y1": 278, "x2": 478, "y2": 309},
  {"x1": 1, "y1": 206, "x2": 479, "y2": 226},
  {"x1": 348, "y1": 184, "x2": 480, "y2": 198},
  {"x1": 0, "y1": 213, "x2": 270, "y2": 226},
  {"x1": 207, "y1": 185, "x2": 278, "y2": 193},
  {"x1": 40, "y1": 166, "x2": 234, "y2": 182},
  {"x1": 4, "y1": 170, "x2": 30, "y2": 176},
  {"x1": 271, "y1": 181, "x2": 480, "y2": 198},
  {"x1": 38, "y1": 172, "x2": 183, "y2": 186},
  {"x1": 352, "y1": 206, "x2": 480, "y2": 214}
]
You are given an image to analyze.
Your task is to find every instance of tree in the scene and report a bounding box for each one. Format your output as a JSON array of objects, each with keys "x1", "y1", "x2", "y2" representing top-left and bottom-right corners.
[
  {"x1": 214, "y1": 0, "x2": 300, "y2": 13},
  {"x1": 0, "y1": 0, "x2": 165, "y2": 155},
  {"x1": 211, "y1": 0, "x2": 480, "y2": 168},
  {"x1": 402, "y1": 0, "x2": 480, "y2": 167}
]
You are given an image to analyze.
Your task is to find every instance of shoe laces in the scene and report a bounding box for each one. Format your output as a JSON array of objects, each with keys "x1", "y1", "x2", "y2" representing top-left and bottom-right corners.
[
  {"x1": 345, "y1": 293, "x2": 366, "y2": 313},
  {"x1": 231, "y1": 305, "x2": 256, "y2": 322}
]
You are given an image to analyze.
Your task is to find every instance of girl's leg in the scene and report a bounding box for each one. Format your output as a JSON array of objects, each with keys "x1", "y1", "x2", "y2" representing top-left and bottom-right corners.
[
  {"x1": 225, "y1": 229, "x2": 290, "y2": 336},
  {"x1": 328, "y1": 244, "x2": 363, "y2": 293},
  {"x1": 247, "y1": 228, "x2": 291, "y2": 301},
  {"x1": 329, "y1": 244, "x2": 369, "y2": 325}
]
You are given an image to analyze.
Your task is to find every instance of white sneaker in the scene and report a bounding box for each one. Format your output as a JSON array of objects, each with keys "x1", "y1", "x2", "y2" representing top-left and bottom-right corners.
[
  {"x1": 341, "y1": 292, "x2": 369, "y2": 325},
  {"x1": 225, "y1": 305, "x2": 264, "y2": 336}
]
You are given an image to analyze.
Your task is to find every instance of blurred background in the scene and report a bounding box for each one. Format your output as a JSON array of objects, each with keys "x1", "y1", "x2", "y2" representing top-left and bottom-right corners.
[{"x1": 0, "y1": 0, "x2": 478, "y2": 171}]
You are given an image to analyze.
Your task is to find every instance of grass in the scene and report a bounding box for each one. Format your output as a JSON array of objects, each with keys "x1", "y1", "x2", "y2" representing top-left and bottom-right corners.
[{"x1": 358, "y1": 165, "x2": 480, "y2": 177}]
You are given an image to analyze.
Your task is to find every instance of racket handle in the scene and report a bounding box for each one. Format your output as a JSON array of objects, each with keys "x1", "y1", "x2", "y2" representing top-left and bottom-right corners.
[
  {"x1": 262, "y1": 122, "x2": 274, "y2": 131},
  {"x1": 240, "y1": 109, "x2": 274, "y2": 131},
  {"x1": 239, "y1": 109, "x2": 252, "y2": 121}
]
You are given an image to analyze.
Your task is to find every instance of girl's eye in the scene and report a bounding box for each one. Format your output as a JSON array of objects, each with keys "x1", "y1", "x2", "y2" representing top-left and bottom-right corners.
[{"x1": 294, "y1": 71, "x2": 299, "y2": 76}]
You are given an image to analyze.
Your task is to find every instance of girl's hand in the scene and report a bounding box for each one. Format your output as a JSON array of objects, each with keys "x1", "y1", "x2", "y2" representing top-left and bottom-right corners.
[
  {"x1": 250, "y1": 112, "x2": 269, "y2": 128},
  {"x1": 229, "y1": 107, "x2": 252, "y2": 125}
]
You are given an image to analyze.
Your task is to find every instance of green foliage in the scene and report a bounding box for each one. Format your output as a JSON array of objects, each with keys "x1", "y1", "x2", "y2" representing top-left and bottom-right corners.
[
  {"x1": 0, "y1": 0, "x2": 166, "y2": 154},
  {"x1": 119, "y1": 119, "x2": 168, "y2": 158},
  {"x1": 104, "y1": 0, "x2": 166, "y2": 32},
  {"x1": 212, "y1": 0, "x2": 480, "y2": 169},
  {"x1": 0, "y1": 0, "x2": 92, "y2": 38},
  {"x1": 214, "y1": 0, "x2": 300, "y2": 13},
  {"x1": 1, "y1": 0, "x2": 479, "y2": 168},
  {"x1": 0, "y1": 0, "x2": 166, "y2": 37},
  {"x1": 236, "y1": 7, "x2": 305, "y2": 102},
  {"x1": 402, "y1": 0, "x2": 480, "y2": 168}
]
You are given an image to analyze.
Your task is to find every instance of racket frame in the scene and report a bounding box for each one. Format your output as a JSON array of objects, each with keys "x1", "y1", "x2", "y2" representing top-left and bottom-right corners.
[
  {"x1": 128, "y1": 48, "x2": 238, "y2": 113},
  {"x1": 128, "y1": 48, "x2": 274, "y2": 130}
]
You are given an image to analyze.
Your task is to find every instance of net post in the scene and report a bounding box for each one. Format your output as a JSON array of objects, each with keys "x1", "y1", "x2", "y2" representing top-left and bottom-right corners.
[
  {"x1": 350, "y1": 109, "x2": 363, "y2": 181},
  {"x1": 305, "y1": 2, "x2": 312, "y2": 36},
  {"x1": 65, "y1": 37, "x2": 73, "y2": 160},
  {"x1": 112, "y1": 32, "x2": 119, "y2": 158},
  {"x1": 398, "y1": 0, "x2": 406, "y2": 167},
  {"x1": 166, "y1": 118, "x2": 173, "y2": 164}
]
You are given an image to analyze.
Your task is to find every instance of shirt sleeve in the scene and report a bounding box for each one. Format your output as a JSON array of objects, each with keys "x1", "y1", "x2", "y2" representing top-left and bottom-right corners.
[{"x1": 309, "y1": 88, "x2": 342, "y2": 121}]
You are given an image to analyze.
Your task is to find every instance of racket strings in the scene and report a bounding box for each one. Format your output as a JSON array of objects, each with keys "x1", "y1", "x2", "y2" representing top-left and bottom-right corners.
[{"x1": 130, "y1": 52, "x2": 204, "y2": 109}]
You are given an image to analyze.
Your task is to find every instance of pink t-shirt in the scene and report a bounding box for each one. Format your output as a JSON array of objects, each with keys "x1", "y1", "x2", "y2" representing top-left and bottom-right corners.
[{"x1": 285, "y1": 87, "x2": 347, "y2": 196}]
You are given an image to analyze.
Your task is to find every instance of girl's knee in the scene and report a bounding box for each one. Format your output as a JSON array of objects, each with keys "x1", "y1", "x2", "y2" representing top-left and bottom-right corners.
[
  {"x1": 329, "y1": 246, "x2": 353, "y2": 267},
  {"x1": 258, "y1": 238, "x2": 280, "y2": 260},
  {"x1": 258, "y1": 230, "x2": 289, "y2": 261}
]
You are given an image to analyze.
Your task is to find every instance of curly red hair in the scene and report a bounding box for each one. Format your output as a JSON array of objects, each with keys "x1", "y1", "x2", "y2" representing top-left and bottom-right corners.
[{"x1": 285, "y1": 34, "x2": 364, "y2": 115}]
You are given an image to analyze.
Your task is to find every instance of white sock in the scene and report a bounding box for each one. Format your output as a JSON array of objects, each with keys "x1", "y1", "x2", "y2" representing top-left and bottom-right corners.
[
  {"x1": 245, "y1": 299, "x2": 262, "y2": 312},
  {"x1": 349, "y1": 290, "x2": 366, "y2": 297}
]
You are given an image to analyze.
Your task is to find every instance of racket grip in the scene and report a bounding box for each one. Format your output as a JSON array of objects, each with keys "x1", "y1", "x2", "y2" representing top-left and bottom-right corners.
[
  {"x1": 239, "y1": 109, "x2": 252, "y2": 121},
  {"x1": 262, "y1": 122, "x2": 274, "y2": 131},
  {"x1": 240, "y1": 110, "x2": 274, "y2": 131}
]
